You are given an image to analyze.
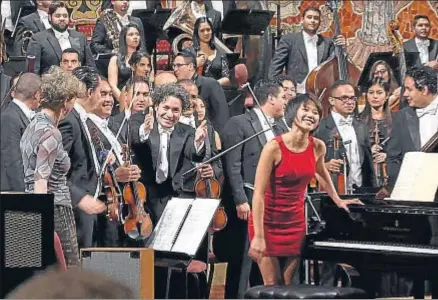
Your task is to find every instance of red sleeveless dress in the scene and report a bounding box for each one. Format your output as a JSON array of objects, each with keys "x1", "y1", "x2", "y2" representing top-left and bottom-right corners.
[{"x1": 248, "y1": 135, "x2": 316, "y2": 256}]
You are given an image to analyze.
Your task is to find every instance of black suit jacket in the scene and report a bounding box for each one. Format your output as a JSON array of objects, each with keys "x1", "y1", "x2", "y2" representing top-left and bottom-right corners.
[
  {"x1": 90, "y1": 15, "x2": 146, "y2": 55},
  {"x1": 59, "y1": 109, "x2": 99, "y2": 207},
  {"x1": 313, "y1": 113, "x2": 375, "y2": 188},
  {"x1": 403, "y1": 38, "x2": 438, "y2": 67},
  {"x1": 13, "y1": 11, "x2": 45, "y2": 55},
  {"x1": 0, "y1": 71, "x2": 11, "y2": 102},
  {"x1": 386, "y1": 107, "x2": 423, "y2": 187},
  {"x1": 205, "y1": 0, "x2": 236, "y2": 20},
  {"x1": 0, "y1": 101, "x2": 30, "y2": 191},
  {"x1": 108, "y1": 110, "x2": 129, "y2": 145},
  {"x1": 221, "y1": 109, "x2": 288, "y2": 207},
  {"x1": 193, "y1": 74, "x2": 229, "y2": 133},
  {"x1": 10, "y1": 0, "x2": 36, "y2": 29},
  {"x1": 27, "y1": 29, "x2": 95, "y2": 75},
  {"x1": 129, "y1": 113, "x2": 205, "y2": 195},
  {"x1": 268, "y1": 31, "x2": 335, "y2": 83}
]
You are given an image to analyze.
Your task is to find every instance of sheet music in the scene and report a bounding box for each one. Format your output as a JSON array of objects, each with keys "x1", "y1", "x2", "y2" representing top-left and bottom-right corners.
[
  {"x1": 148, "y1": 198, "x2": 193, "y2": 251},
  {"x1": 171, "y1": 198, "x2": 220, "y2": 255},
  {"x1": 385, "y1": 152, "x2": 438, "y2": 202}
]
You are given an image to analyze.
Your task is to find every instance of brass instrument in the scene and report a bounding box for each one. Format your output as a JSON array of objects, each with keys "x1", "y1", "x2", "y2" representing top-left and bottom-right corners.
[
  {"x1": 163, "y1": 1, "x2": 232, "y2": 55},
  {"x1": 21, "y1": 30, "x2": 33, "y2": 56},
  {"x1": 372, "y1": 122, "x2": 388, "y2": 187},
  {"x1": 101, "y1": 9, "x2": 121, "y2": 53}
]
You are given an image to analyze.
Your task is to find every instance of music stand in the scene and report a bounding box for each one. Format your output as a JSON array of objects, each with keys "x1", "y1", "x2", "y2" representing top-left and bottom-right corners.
[
  {"x1": 221, "y1": 9, "x2": 274, "y2": 59},
  {"x1": 131, "y1": 9, "x2": 172, "y2": 73}
]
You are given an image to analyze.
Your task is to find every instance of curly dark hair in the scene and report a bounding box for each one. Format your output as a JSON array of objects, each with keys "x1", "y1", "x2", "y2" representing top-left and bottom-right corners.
[
  {"x1": 72, "y1": 66, "x2": 100, "y2": 92},
  {"x1": 151, "y1": 83, "x2": 190, "y2": 111},
  {"x1": 405, "y1": 66, "x2": 438, "y2": 95}
]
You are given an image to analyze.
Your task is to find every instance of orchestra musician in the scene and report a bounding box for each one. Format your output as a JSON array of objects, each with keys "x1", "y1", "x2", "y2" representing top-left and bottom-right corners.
[
  {"x1": 314, "y1": 80, "x2": 376, "y2": 193},
  {"x1": 367, "y1": 60, "x2": 401, "y2": 112},
  {"x1": 404, "y1": 15, "x2": 438, "y2": 69},
  {"x1": 1, "y1": 73, "x2": 41, "y2": 192},
  {"x1": 268, "y1": 7, "x2": 346, "y2": 92},
  {"x1": 194, "y1": 95, "x2": 222, "y2": 150},
  {"x1": 20, "y1": 68, "x2": 84, "y2": 267},
  {"x1": 107, "y1": 23, "x2": 143, "y2": 108},
  {"x1": 59, "y1": 48, "x2": 80, "y2": 73},
  {"x1": 90, "y1": 0, "x2": 146, "y2": 55},
  {"x1": 248, "y1": 94, "x2": 360, "y2": 285},
  {"x1": 358, "y1": 77, "x2": 392, "y2": 187},
  {"x1": 214, "y1": 79, "x2": 289, "y2": 299},
  {"x1": 173, "y1": 50, "x2": 229, "y2": 133},
  {"x1": 13, "y1": 0, "x2": 52, "y2": 56},
  {"x1": 26, "y1": 1, "x2": 95, "y2": 75}
]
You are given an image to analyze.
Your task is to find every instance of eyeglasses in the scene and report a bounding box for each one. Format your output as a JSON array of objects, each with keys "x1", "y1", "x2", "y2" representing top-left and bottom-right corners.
[
  {"x1": 172, "y1": 63, "x2": 189, "y2": 69},
  {"x1": 332, "y1": 96, "x2": 358, "y2": 103}
]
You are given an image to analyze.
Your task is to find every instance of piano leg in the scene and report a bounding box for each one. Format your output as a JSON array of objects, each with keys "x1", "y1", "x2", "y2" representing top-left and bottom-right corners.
[
  {"x1": 413, "y1": 278, "x2": 425, "y2": 299},
  {"x1": 312, "y1": 260, "x2": 320, "y2": 285}
]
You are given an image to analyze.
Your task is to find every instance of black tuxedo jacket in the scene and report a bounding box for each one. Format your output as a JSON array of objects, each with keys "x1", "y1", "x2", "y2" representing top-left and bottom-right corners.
[
  {"x1": 403, "y1": 38, "x2": 438, "y2": 67},
  {"x1": 59, "y1": 109, "x2": 99, "y2": 207},
  {"x1": 0, "y1": 101, "x2": 30, "y2": 191},
  {"x1": 27, "y1": 29, "x2": 95, "y2": 75},
  {"x1": 109, "y1": 110, "x2": 129, "y2": 145},
  {"x1": 221, "y1": 109, "x2": 288, "y2": 207},
  {"x1": 0, "y1": 71, "x2": 11, "y2": 102},
  {"x1": 13, "y1": 11, "x2": 45, "y2": 55},
  {"x1": 268, "y1": 31, "x2": 335, "y2": 83},
  {"x1": 90, "y1": 15, "x2": 146, "y2": 55},
  {"x1": 386, "y1": 107, "x2": 424, "y2": 187},
  {"x1": 314, "y1": 113, "x2": 375, "y2": 188},
  {"x1": 129, "y1": 113, "x2": 205, "y2": 195},
  {"x1": 193, "y1": 74, "x2": 229, "y2": 133}
]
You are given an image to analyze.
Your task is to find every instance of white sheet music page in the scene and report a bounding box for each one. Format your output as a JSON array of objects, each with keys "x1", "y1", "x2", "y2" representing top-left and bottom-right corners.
[
  {"x1": 148, "y1": 197, "x2": 193, "y2": 251},
  {"x1": 385, "y1": 152, "x2": 438, "y2": 202},
  {"x1": 171, "y1": 198, "x2": 220, "y2": 256}
]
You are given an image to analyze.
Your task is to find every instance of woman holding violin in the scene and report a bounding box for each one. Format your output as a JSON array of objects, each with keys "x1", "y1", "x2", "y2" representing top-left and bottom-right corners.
[{"x1": 248, "y1": 95, "x2": 362, "y2": 285}]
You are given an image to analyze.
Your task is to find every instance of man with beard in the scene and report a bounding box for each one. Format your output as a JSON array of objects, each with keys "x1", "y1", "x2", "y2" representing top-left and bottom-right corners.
[{"x1": 26, "y1": 1, "x2": 95, "y2": 75}]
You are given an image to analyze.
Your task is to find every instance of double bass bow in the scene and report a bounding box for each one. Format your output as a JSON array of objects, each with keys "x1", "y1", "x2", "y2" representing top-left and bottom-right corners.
[{"x1": 305, "y1": 0, "x2": 361, "y2": 117}]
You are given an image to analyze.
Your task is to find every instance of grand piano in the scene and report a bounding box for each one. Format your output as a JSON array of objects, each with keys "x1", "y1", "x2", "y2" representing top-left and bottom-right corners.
[{"x1": 302, "y1": 194, "x2": 438, "y2": 299}]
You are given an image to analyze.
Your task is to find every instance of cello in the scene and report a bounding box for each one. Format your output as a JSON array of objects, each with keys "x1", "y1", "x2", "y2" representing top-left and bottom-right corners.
[
  {"x1": 194, "y1": 124, "x2": 227, "y2": 232},
  {"x1": 306, "y1": 0, "x2": 361, "y2": 117}
]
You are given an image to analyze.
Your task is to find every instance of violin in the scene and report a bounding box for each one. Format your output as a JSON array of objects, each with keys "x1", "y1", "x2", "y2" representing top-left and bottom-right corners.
[
  {"x1": 331, "y1": 133, "x2": 347, "y2": 195},
  {"x1": 194, "y1": 123, "x2": 227, "y2": 232},
  {"x1": 90, "y1": 128, "x2": 122, "y2": 222},
  {"x1": 121, "y1": 143, "x2": 153, "y2": 240}
]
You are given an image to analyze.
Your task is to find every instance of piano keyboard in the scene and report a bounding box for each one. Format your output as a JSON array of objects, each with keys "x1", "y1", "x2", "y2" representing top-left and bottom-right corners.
[{"x1": 313, "y1": 240, "x2": 438, "y2": 255}]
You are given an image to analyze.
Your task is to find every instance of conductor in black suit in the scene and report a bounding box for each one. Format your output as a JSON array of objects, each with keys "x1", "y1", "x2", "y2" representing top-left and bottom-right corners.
[
  {"x1": 214, "y1": 79, "x2": 289, "y2": 299},
  {"x1": 174, "y1": 50, "x2": 229, "y2": 133},
  {"x1": 90, "y1": 0, "x2": 147, "y2": 55},
  {"x1": 13, "y1": 0, "x2": 52, "y2": 56},
  {"x1": 403, "y1": 15, "x2": 438, "y2": 69},
  {"x1": 269, "y1": 7, "x2": 345, "y2": 92},
  {"x1": 26, "y1": 1, "x2": 95, "y2": 75},
  {"x1": 0, "y1": 73, "x2": 41, "y2": 191}
]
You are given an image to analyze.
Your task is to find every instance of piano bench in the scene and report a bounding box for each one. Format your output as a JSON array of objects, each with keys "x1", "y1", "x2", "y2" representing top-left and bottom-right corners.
[{"x1": 244, "y1": 284, "x2": 369, "y2": 299}]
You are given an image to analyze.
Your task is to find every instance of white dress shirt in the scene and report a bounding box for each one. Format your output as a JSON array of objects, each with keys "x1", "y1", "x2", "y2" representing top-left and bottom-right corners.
[
  {"x1": 179, "y1": 115, "x2": 197, "y2": 129},
  {"x1": 211, "y1": 1, "x2": 224, "y2": 20},
  {"x1": 1, "y1": 1, "x2": 14, "y2": 32},
  {"x1": 88, "y1": 114, "x2": 124, "y2": 166},
  {"x1": 116, "y1": 11, "x2": 129, "y2": 31},
  {"x1": 37, "y1": 9, "x2": 51, "y2": 29},
  {"x1": 253, "y1": 107, "x2": 275, "y2": 142},
  {"x1": 12, "y1": 99, "x2": 35, "y2": 120},
  {"x1": 128, "y1": 1, "x2": 147, "y2": 15},
  {"x1": 331, "y1": 111, "x2": 362, "y2": 189},
  {"x1": 417, "y1": 96, "x2": 438, "y2": 147},
  {"x1": 74, "y1": 103, "x2": 101, "y2": 197},
  {"x1": 415, "y1": 38, "x2": 430, "y2": 65},
  {"x1": 303, "y1": 31, "x2": 318, "y2": 75},
  {"x1": 53, "y1": 28, "x2": 71, "y2": 51}
]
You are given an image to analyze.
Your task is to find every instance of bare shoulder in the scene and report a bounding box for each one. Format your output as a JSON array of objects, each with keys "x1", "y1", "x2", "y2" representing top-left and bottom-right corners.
[
  {"x1": 264, "y1": 139, "x2": 281, "y2": 153},
  {"x1": 312, "y1": 137, "x2": 326, "y2": 155}
]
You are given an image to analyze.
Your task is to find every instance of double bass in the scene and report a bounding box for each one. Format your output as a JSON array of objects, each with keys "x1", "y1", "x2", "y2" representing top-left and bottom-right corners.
[{"x1": 306, "y1": 0, "x2": 361, "y2": 117}]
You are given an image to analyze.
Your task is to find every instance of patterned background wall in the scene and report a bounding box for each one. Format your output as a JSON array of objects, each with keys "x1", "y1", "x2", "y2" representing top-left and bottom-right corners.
[{"x1": 66, "y1": 0, "x2": 438, "y2": 69}]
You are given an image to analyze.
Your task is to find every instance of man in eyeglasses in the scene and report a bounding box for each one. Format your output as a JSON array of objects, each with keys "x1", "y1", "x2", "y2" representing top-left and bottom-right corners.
[{"x1": 314, "y1": 80, "x2": 375, "y2": 194}]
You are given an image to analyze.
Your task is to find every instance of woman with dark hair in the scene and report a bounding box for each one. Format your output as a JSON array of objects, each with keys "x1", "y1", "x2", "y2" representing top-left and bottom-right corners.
[
  {"x1": 248, "y1": 94, "x2": 361, "y2": 285},
  {"x1": 359, "y1": 77, "x2": 392, "y2": 187},
  {"x1": 194, "y1": 94, "x2": 221, "y2": 150},
  {"x1": 20, "y1": 68, "x2": 86, "y2": 267},
  {"x1": 108, "y1": 23, "x2": 143, "y2": 108},
  {"x1": 189, "y1": 17, "x2": 231, "y2": 86}
]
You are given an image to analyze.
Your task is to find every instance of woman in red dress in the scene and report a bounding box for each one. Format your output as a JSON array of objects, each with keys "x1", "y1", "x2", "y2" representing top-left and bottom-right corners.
[{"x1": 248, "y1": 94, "x2": 362, "y2": 285}]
